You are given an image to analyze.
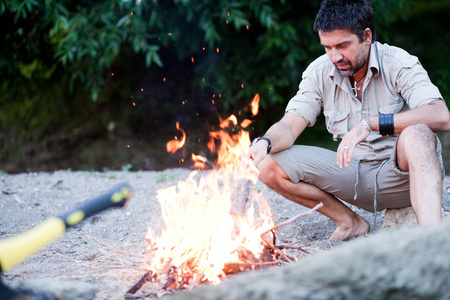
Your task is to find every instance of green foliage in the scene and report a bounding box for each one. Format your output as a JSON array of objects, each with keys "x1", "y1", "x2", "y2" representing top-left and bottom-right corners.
[
  {"x1": 384, "y1": 0, "x2": 450, "y2": 103},
  {"x1": 1, "y1": 0, "x2": 422, "y2": 109},
  {"x1": 195, "y1": 1, "x2": 322, "y2": 112},
  {"x1": 1, "y1": 0, "x2": 448, "y2": 171}
]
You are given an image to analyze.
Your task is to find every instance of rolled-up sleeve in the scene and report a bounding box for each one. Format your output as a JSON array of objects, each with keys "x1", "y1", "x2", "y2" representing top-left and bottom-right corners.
[
  {"x1": 393, "y1": 55, "x2": 444, "y2": 108},
  {"x1": 286, "y1": 73, "x2": 323, "y2": 127}
]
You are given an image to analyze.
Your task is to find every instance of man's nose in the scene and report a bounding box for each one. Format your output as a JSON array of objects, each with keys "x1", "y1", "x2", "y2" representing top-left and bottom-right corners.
[{"x1": 330, "y1": 49, "x2": 343, "y2": 63}]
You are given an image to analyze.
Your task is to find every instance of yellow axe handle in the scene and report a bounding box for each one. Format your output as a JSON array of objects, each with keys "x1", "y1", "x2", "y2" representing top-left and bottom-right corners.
[{"x1": 0, "y1": 182, "x2": 131, "y2": 272}]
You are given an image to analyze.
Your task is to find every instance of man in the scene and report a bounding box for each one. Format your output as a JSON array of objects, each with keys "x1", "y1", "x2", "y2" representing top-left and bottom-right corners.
[{"x1": 242, "y1": 0, "x2": 450, "y2": 241}]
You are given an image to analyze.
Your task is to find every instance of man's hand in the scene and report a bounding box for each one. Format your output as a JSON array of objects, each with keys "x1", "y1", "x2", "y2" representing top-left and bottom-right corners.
[
  {"x1": 241, "y1": 113, "x2": 308, "y2": 170},
  {"x1": 241, "y1": 139, "x2": 269, "y2": 169},
  {"x1": 337, "y1": 121, "x2": 371, "y2": 168}
]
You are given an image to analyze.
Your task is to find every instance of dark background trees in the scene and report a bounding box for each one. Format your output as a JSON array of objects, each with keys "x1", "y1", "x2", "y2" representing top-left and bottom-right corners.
[{"x1": 1, "y1": 0, "x2": 449, "y2": 172}]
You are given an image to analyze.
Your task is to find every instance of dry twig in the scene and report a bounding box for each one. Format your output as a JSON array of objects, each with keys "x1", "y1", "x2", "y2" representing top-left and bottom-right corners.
[
  {"x1": 262, "y1": 203, "x2": 323, "y2": 236},
  {"x1": 88, "y1": 236, "x2": 146, "y2": 259},
  {"x1": 260, "y1": 235, "x2": 292, "y2": 263}
]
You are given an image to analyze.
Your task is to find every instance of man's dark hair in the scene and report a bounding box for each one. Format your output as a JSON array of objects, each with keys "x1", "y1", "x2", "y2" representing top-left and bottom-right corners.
[{"x1": 313, "y1": 0, "x2": 376, "y2": 43}]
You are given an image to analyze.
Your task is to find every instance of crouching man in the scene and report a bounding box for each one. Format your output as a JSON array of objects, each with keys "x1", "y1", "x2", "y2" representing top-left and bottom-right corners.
[{"x1": 242, "y1": 0, "x2": 450, "y2": 240}]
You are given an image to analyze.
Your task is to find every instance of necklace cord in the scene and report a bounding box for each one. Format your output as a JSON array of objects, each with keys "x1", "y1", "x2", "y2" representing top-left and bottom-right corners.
[{"x1": 353, "y1": 68, "x2": 368, "y2": 83}]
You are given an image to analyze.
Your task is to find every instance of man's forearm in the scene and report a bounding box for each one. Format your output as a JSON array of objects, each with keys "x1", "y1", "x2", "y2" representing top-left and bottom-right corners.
[
  {"x1": 366, "y1": 100, "x2": 450, "y2": 134},
  {"x1": 262, "y1": 123, "x2": 297, "y2": 153},
  {"x1": 261, "y1": 113, "x2": 309, "y2": 153}
]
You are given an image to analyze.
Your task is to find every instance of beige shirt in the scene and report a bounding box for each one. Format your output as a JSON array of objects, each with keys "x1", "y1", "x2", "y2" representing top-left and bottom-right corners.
[{"x1": 286, "y1": 41, "x2": 444, "y2": 161}]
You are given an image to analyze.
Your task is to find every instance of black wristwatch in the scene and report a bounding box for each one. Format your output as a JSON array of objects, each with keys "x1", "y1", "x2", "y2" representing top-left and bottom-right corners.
[{"x1": 251, "y1": 137, "x2": 272, "y2": 154}]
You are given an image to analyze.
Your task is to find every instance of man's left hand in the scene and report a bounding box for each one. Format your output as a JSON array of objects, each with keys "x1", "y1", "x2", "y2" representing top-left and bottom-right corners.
[{"x1": 337, "y1": 121, "x2": 371, "y2": 168}]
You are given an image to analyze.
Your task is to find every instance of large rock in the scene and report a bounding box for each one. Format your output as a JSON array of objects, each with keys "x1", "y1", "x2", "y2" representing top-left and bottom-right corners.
[
  {"x1": 381, "y1": 176, "x2": 450, "y2": 229},
  {"x1": 168, "y1": 220, "x2": 450, "y2": 300},
  {"x1": 382, "y1": 207, "x2": 417, "y2": 228},
  {"x1": 12, "y1": 279, "x2": 96, "y2": 300}
]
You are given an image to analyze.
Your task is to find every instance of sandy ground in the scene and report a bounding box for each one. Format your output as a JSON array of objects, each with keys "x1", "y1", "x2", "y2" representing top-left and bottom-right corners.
[{"x1": 1, "y1": 170, "x2": 449, "y2": 299}]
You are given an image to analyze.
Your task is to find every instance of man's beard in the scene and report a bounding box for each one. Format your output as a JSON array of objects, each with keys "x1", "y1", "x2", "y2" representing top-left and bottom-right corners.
[{"x1": 334, "y1": 50, "x2": 367, "y2": 77}]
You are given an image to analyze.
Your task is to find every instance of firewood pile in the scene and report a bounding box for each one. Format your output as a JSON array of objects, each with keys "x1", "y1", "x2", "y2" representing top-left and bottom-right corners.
[
  {"x1": 121, "y1": 97, "x2": 325, "y2": 298},
  {"x1": 125, "y1": 204, "x2": 322, "y2": 298}
]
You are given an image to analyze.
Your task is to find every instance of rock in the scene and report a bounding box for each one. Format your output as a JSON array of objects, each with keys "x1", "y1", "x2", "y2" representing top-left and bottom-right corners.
[
  {"x1": 381, "y1": 207, "x2": 417, "y2": 229},
  {"x1": 381, "y1": 176, "x2": 450, "y2": 229},
  {"x1": 166, "y1": 220, "x2": 450, "y2": 300},
  {"x1": 13, "y1": 279, "x2": 96, "y2": 300}
]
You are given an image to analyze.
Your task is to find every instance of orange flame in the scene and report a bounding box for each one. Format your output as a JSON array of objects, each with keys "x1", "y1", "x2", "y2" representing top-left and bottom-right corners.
[
  {"x1": 191, "y1": 153, "x2": 207, "y2": 170},
  {"x1": 148, "y1": 94, "x2": 269, "y2": 285},
  {"x1": 207, "y1": 136, "x2": 216, "y2": 153},
  {"x1": 250, "y1": 93, "x2": 260, "y2": 116},
  {"x1": 146, "y1": 169, "x2": 272, "y2": 283},
  {"x1": 166, "y1": 122, "x2": 186, "y2": 153},
  {"x1": 209, "y1": 129, "x2": 250, "y2": 171},
  {"x1": 240, "y1": 119, "x2": 252, "y2": 128},
  {"x1": 219, "y1": 114, "x2": 238, "y2": 129}
]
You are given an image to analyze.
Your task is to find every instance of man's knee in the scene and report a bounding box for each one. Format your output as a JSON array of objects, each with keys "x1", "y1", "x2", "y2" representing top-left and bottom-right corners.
[
  {"x1": 398, "y1": 124, "x2": 436, "y2": 151},
  {"x1": 397, "y1": 124, "x2": 437, "y2": 170},
  {"x1": 258, "y1": 156, "x2": 285, "y2": 188}
]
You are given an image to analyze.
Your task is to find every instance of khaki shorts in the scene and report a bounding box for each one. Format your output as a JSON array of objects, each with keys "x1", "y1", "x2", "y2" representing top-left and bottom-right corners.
[{"x1": 270, "y1": 138, "x2": 444, "y2": 212}]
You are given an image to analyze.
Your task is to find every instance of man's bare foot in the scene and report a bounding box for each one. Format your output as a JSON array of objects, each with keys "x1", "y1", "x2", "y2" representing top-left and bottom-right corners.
[{"x1": 329, "y1": 215, "x2": 370, "y2": 241}]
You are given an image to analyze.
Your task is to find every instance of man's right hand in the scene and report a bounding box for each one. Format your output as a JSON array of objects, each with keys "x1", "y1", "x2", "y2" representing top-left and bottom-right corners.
[{"x1": 241, "y1": 139, "x2": 269, "y2": 169}]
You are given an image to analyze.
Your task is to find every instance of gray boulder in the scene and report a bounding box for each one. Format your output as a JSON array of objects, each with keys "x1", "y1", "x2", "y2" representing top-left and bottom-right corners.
[
  {"x1": 12, "y1": 279, "x2": 96, "y2": 300},
  {"x1": 168, "y1": 220, "x2": 450, "y2": 300}
]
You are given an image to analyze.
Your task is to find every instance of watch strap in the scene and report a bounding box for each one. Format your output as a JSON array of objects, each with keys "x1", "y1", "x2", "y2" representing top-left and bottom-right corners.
[{"x1": 252, "y1": 137, "x2": 272, "y2": 154}]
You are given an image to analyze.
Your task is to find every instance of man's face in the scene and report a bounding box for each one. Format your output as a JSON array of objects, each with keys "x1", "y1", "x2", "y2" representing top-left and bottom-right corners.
[{"x1": 318, "y1": 29, "x2": 368, "y2": 77}]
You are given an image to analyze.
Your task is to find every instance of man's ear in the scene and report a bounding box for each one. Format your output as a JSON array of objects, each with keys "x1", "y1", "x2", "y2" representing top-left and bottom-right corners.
[{"x1": 364, "y1": 28, "x2": 372, "y2": 44}]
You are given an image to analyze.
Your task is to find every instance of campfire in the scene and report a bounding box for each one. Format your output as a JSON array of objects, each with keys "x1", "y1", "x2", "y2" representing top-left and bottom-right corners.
[{"x1": 126, "y1": 95, "x2": 322, "y2": 298}]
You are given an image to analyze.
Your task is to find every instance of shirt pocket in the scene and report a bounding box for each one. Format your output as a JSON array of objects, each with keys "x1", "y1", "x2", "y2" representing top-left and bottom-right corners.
[{"x1": 323, "y1": 109, "x2": 349, "y2": 141}]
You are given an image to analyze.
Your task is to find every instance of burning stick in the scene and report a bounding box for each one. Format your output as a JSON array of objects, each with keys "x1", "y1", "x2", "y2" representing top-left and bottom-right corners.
[
  {"x1": 260, "y1": 235, "x2": 293, "y2": 263},
  {"x1": 126, "y1": 270, "x2": 155, "y2": 295},
  {"x1": 237, "y1": 179, "x2": 251, "y2": 217}
]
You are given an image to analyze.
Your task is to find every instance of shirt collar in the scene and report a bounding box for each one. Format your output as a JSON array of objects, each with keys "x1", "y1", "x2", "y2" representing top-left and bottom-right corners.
[{"x1": 368, "y1": 42, "x2": 380, "y2": 77}]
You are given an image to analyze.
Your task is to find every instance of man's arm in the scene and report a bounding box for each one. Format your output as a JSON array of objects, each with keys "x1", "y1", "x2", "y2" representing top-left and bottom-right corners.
[
  {"x1": 338, "y1": 100, "x2": 450, "y2": 169},
  {"x1": 367, "y1": 100, "x2": 450, "y2": 133},
  {"x1": 243, "y1": 112, "x2": 308, "y2": 167}
]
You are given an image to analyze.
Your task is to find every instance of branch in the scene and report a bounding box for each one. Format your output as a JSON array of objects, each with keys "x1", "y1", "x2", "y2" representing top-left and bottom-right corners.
[{"x1": 262, "y1": 203, "x2": 323, "y2": 236}]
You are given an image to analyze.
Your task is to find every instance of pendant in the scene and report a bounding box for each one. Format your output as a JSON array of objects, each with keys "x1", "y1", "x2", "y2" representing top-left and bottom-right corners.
[{"x1": 351, "y1": 81, "x2": 360, "y2": 97}]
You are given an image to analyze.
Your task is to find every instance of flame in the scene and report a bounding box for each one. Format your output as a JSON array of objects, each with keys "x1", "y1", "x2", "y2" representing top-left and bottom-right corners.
[
  {"x1": 146, "y1": 170, "x2": 271, "y2": 284},
  {"x1": 166, "y1": 122, "x2": 186, "y2": 153},
  {"x1": 240, "y1": 119, "x2": 252, "y2": 128},
  {"x1": 219, "y1": 114, "x2": 238, "y2": 129},
  {"x1": 250, "y1": 94, "x2": 260, "y2": 116},
  {"x1": 209, "y1": 129, "x2": 250, "y2": 171},
  {"x1": 207, "y1": 136, "x2": 216, "y2": 153},
  {"x1": 191, "y1": 153, "x2": 207, "y2": 170},
  {"x1": 147, "y1": 94, "x2": 271, "y2": 287}
]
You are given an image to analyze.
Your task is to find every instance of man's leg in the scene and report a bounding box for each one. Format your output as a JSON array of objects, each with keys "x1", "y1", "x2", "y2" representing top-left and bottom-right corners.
[
  {"x1": 258, "y1": 156, "x2": 369, "y2": 241},
  {"x1": 396, "y1": 124, "x2": 443, "y2": 224}
]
